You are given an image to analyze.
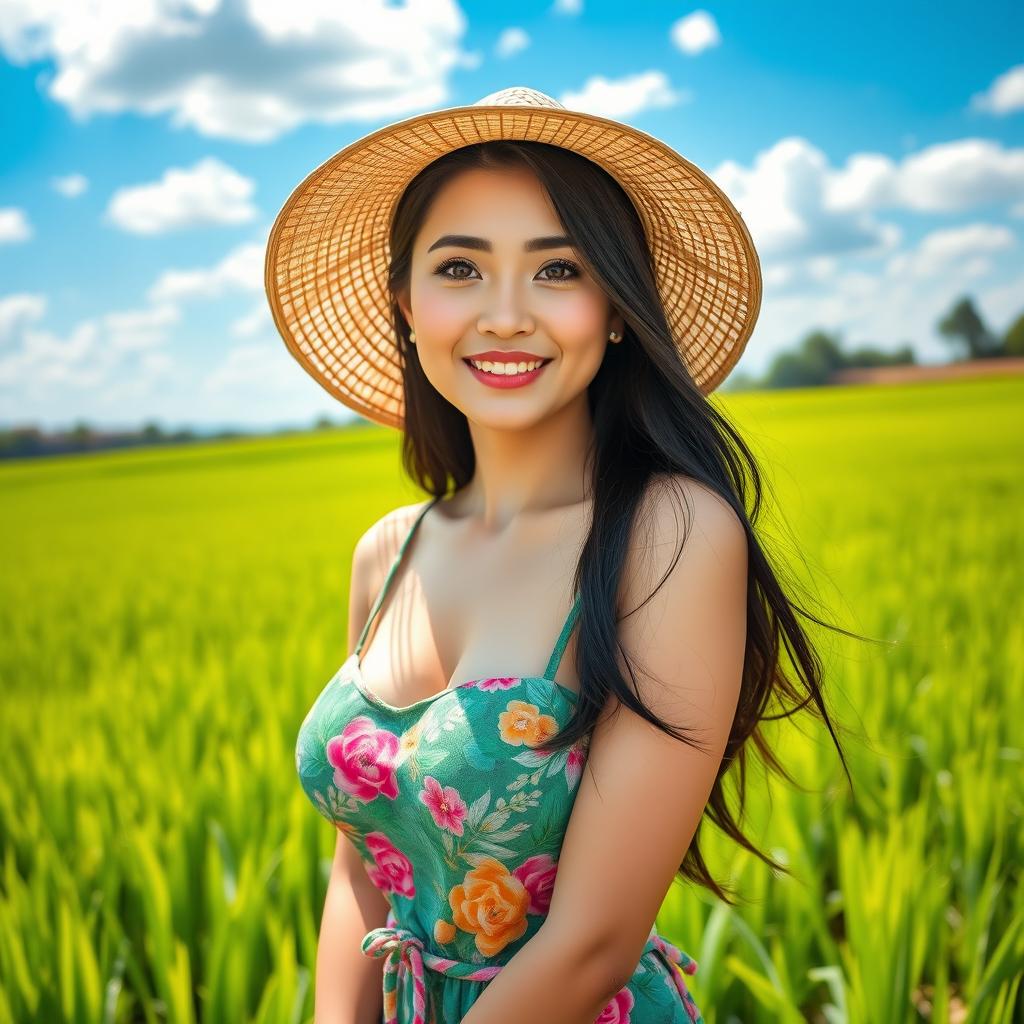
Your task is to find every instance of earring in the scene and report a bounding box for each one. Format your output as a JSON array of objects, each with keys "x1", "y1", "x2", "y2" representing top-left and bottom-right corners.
[
  {"x1": 409, "y1": 329, "x2": 416, "y2": 343},
  {"x1": 608, "y1": 331, "x2": 621, "y2": 342}
]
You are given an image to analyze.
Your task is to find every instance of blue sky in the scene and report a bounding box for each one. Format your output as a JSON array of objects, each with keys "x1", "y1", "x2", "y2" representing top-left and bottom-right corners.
[{"x1": 1, "y1": 0, "x2": 1021, "y2": 432}]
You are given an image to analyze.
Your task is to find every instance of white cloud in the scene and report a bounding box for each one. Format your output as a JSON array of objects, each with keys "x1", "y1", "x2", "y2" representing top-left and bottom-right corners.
[
  {"x1": 712, "y1": 137, "x2": 901, "y2": 262},
  {"x1": 0, "y1": 293, "x2": 47, "y2": 341},
  {"x1": 826, "y1": 138, "x2": 1024, "y2": 214},
  {"x1": 0, "y1": 299, "x2": 178, "y2": 401},
  {"x1": 824, "y1": 152, "x2": 898, "y2": 210},
  {"x1": 977, "y1": 268, "x2": 1024, "y2": 330},
  {"x1": 969, "y1": 63, "x2": 1024, "y2": 116},
  {"x1": 203, "y1": 342, "x2": 281, "y2": 394},
  {"x1": 230, "y1": 304, "x2": 272, "y2": 338},
  {"x1": 560, "y1": 71, "x2": 682, "y2": 119},
  {"x1": 703, "y1": 134, "x2": 1023, "y2": 372},
  {"x1": 457, "y1": 50, "x2": 484, "y2": 71},
  {"x1": 885, "y1": 223, "x2": 1016, "y2": 281},
  {"x1": 892, "y1": 139, "x2": 1024, "y2": 212},
  {"x1": 495, "y1": 27, "x2": 529, "y2": 58},
  {"x1": 0, "y1": 207, "x2": 32, "y2": 243},
  {"x1": 51, "y1": 172, "x2": 89, "y2": 197},
  {"x1": 0, "y1": 0, "x2": 470, "y2": 142},
  {"x1": 0, "y1": 318, "x2": 102, "y2": 391},
  {"x1": 551, "y1": 0, "x2": 583, "y2": 13},
  {"x1": 148, "y1": 241, "x2": 264, "y2": 304},
  {"x1": 102, "y1": 303, "x2": 181, "y2": 351},
  {"x1": 190, "y1": 339, "x2": 347, "y2": 428},
  {"x1": 669, "y1": 10, "x2": 721, "y2": 56},
  {"x1": 106, "y1": 157, "x2": 257, "y2": 235},
  {"x1": 711, "y1": 134, "x2": 1024, "y2": 272}
]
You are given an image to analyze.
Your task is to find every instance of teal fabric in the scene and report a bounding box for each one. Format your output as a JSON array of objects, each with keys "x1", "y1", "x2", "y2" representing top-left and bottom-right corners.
[{"x1": 296, "y1": 496, "x2": 704, "y2": 1023}]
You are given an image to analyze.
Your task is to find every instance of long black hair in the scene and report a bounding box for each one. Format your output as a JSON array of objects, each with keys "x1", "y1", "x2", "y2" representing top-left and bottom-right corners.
[{"x1": 384, "y1": 139, "x2": 868, "y2": 905}]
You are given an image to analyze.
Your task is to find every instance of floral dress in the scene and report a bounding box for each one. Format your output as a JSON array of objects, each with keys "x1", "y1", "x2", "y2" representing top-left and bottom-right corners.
[{"x1": 295, "y1": 496, "x2": 704, "y2": 1023}]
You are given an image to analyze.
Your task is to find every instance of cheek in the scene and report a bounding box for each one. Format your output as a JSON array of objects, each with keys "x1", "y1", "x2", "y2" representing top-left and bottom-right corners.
[
  {"x1": 546, "y1": 292, "x2": 608, "y2": 350},
  {"x1": 415, "y1": 290, "x2": 470, "y2": 341}
]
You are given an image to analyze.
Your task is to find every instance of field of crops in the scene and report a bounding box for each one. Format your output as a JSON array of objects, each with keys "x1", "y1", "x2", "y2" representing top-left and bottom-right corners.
[{"x1": 1, "y1": 373, "x2": 1021, "y2": 1023}]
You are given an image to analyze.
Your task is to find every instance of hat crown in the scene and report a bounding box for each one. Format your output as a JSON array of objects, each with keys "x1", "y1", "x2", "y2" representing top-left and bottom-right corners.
[{"x1": 472, "y1": 86, "x2": 565, "y2": 111}]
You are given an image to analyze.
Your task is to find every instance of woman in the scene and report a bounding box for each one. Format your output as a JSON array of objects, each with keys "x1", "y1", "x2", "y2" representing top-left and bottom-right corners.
[{"x1": 272, "y1": 86, "x2": 850, "y2": 1024}]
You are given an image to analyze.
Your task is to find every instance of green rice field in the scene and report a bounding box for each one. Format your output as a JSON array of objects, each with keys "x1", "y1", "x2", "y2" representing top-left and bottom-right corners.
[{"x1": 1, "y1": 373, "x2": 1021, "y2": 1023}]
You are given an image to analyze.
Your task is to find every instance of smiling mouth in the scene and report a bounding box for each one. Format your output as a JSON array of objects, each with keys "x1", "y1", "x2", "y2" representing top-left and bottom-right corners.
[{"x1": 461, "y1": 357, "x2": 554, "y2": 375}]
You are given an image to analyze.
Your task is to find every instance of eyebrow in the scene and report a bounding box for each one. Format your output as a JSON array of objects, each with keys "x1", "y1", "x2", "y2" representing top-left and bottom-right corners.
[{"x1": 426, "y1": 234, "x2": 575, "y2": 253}]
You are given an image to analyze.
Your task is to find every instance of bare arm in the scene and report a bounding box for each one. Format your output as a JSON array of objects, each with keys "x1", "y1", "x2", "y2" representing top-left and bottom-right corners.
[
  {"x1": 462, "y1": 478, "x2": 748, "y2": 1023},
  {"x1": 314, "y1": 521, "x2": 394, "y2": 1024},
  {"x1": 315, "y1": 834, "x2": 392, "y2": 1024}
]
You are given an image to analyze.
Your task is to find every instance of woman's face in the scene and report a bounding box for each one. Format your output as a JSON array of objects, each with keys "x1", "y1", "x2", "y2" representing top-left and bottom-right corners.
[{"x1": 397, "y1": 166, "x2": 624, "y2": 429}]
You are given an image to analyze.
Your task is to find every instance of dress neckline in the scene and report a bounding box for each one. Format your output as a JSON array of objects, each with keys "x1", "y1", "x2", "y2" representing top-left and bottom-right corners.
[
  {"x1": 344, "y1": 650, "x2": 580, "y2": 715},
  {"x1": 350, "y1": 494, "x2": 583, "y2": 715}
]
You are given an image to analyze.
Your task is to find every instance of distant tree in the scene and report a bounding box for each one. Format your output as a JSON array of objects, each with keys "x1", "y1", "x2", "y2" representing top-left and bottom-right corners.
[
  {"x1": 844, "y1": 343, "x2": 916, "y2": 368},
  {"x1": 763, "y1": 330, "x2": 846, "y2": 388},
  {"x1": 937, "y1": 296, "x2": 1002, "y2": 359},
  {"x1": 140, "y1": 421, "x2": 163, "y2": 442},
  {"x1": 719, "y1": 370, "x2": 758, "y2": 392},
  {"x1": 0, "y1": 427, "x2": 43, "y2": 458},
  {"x1": 1003, "y1": 311, "x2": 1024, "y2": 357},
  {"x1": 313, "y1": 414, "x2": 336, "y2": 430},
  {"x1": 69, "y1": 421, "x2": 93, "y2": 449}
]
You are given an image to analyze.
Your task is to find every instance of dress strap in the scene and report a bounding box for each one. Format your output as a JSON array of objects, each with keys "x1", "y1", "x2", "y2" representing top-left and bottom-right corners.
[
  {"x1": 543, "y1": 588, "x2": 581, "y2": 680},
  {"x1": 355, "y1": 496, "x2": 441, "y2": 658}
]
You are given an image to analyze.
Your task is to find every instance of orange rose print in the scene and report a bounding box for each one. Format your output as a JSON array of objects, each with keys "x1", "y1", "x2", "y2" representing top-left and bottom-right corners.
[
  {"x1": 498, "y1": 700, "x2": 559, "y2": 748},
  {"x1": 448, "y1": 856, "x2": 530, "y2": 956}
]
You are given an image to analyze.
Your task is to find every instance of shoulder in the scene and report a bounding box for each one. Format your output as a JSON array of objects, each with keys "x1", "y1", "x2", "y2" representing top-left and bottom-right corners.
[
  {"x1": 615, "y1": 473, "x2": 748, "y2": 718},
  {"x1": 622, "y1": 473, "x2": 747, "y2": 614},
  {"x1": 351, "y1": 499, "x2": 434, "y2": 596},
  {"x1": 639, "y1": 471, "x2": 746, "y2": 550}
]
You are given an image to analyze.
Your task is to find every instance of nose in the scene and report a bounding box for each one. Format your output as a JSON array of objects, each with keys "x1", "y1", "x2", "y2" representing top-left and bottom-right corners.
[{"x1": 475, "y1": 277, "x2": 536, "y2": 338}]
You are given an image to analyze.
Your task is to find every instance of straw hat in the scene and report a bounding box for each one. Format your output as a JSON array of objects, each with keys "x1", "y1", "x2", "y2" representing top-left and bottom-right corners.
[{"x1": 265, "y1": 85, "x2": 762, "y2": 430}]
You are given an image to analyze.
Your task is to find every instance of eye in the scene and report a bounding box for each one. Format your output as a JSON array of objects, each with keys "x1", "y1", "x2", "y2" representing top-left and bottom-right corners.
[
  {"x1": 433, "y1": 256, "x2": 479, "y2": 281},
  {"x1": 431, "y1": 257, "x2": 581, "y2": 283},
  {"x1": 537, "y1": 258, "x2": 580, "y2": 282}
]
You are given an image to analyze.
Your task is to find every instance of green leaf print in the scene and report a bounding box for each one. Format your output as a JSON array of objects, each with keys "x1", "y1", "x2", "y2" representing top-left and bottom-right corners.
[
  {"x1": 528, "y1": 804, "x2": 567, "y2": 849},
  {"x1": 405, "y1": 744, "x2": 448, "y2": 781},
  {"x1": 471, "y1": 839, "x2": 517, "y2": 857},
  {"x1": 523, "y1": 678, "x2": 557, "y2": 705},
  {"x1": 465, "y1": 789, "x2": 492, "y2": 830},
  {"x1": 630, "y1": 957, "x2": 668, "y2": 1003},
  {"x1": 478, "y1": 809, "x2": 511, "y2": 833},
  {"x1": 511, "y1": 748, "x2": 550, "y2": 769},
  {"x1": 479, "y1": 824, "x2": 531, "y2": 844}
]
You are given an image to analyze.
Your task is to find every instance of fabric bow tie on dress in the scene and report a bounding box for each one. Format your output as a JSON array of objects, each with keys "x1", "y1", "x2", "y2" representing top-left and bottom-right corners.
[{"x1": 361, "y1": 907, "x2": 701, "y2": 1024}]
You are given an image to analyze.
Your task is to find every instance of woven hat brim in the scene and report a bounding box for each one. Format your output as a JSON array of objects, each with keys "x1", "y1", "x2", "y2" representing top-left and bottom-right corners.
[{"x1": 265, "y1": 102, "x2": 762, "y2": 430}]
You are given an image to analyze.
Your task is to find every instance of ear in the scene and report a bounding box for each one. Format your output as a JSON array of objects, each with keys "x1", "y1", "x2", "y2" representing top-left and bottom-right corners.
[
  {"x1": 396, "y1": 289, "x2": 412, "y2": 331},
  {"x1": 610, "y1": 310, "x2": 626, "y2": 338}
]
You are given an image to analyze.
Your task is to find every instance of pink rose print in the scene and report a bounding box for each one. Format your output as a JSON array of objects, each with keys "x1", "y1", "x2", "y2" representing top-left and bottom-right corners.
[
  {"x1": 475, "y1": 676, "x2": 520, "y2": 693},
  {"x1": 325, "y1": 715, "x2": 400, "y2": 803},
  {"x1": 594, "y1": 985, "x2": 635, "y2": 1023},
  {"x1": 512, "y1": 854, "x2": 558, "y2": 915},
  {"x1": 364, "y1": 831, "x2": 416, "y2": 898},
  {"x1": 419, "y1": 775, "x2": 469, "y2": 835}
]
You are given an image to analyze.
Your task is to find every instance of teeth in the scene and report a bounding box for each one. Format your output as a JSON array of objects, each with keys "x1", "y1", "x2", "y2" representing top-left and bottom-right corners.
[{"x1": 469, "y1": 359, "x2": 545, "y2": 375}]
